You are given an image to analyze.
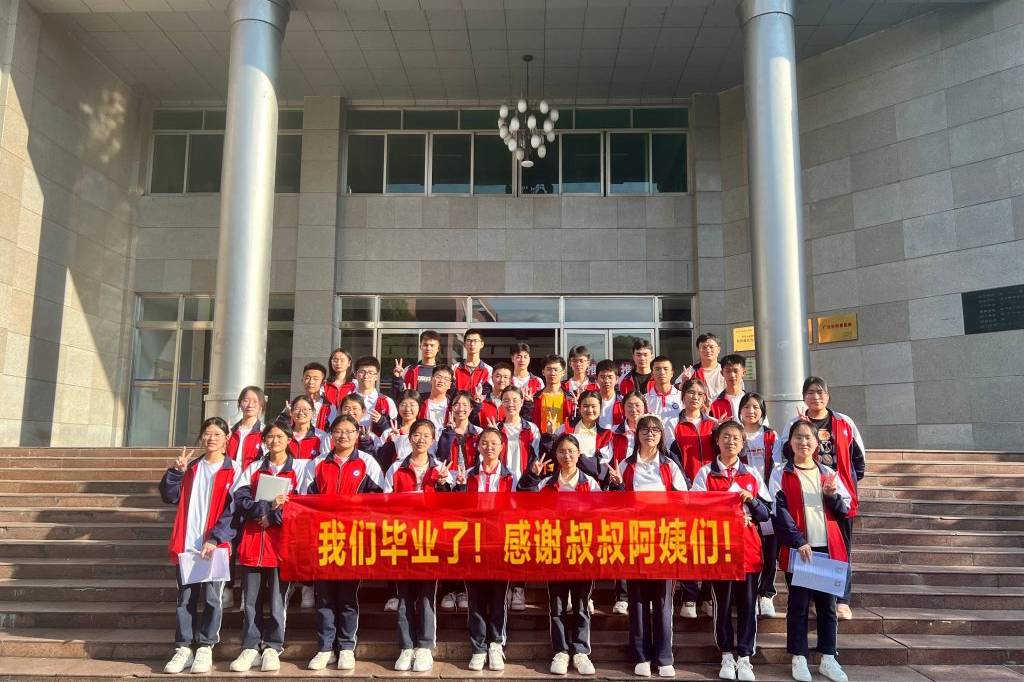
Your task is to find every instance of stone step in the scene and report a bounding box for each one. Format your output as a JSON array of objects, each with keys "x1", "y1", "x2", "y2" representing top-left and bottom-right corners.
[
  {"x1": 860, "y1": 486, "x2": 1024, "y2": 502},
  {"x1": 854, "y1": 545, "x2": 1024, "y2": 568},
  {"x1": 0, "y1": 457, "x2": 176, "y2": 470},
  {"x1": 855, "y1": 528, "x2": 1024, "y2": 548},
  {"x1": 0, "y1": 493, "x2": 165, "y2": 508},
  {"x1": 859, "y1": 499, "x2": 1022, "y2": 516},
  {"x1": 0, "y1": 469, "x2": 168, "y2": 482},
  {"x1": 0, "y1": 449, "x2": 177, "y2": 459},
  {"x1": 866, "y1": 461, "x2": 1024, "y2": 475},
  {"x1": 0, "y1": 481, "x2": 160, "y2": 494},
  {"x1": 856, "y1": 512, "x2": 1024, "y2": 532},
  {"x1": 0, "y1": 508, "x2": 174, "y2": 524},
  {"x1": 0, "y1": 539, "x2": 169, "y2": 559},
  {"x1": 861, "y1": 473, "x2": 1024, "y2": 488},
  {"x1": 869, "y1": 450, "x2": 1024, "y2": 463},
  {"x1": 0, "y1": 522, "x2": 169, "y2": 541}
]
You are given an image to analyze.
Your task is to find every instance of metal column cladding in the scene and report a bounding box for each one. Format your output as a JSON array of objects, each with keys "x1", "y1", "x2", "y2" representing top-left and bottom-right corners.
[
  {"x1": 206, "y1": 0, "x2": 290, "y2": 420},
  {"x1": 737, "y1": 0, "x2": 810, "y2": 427}
]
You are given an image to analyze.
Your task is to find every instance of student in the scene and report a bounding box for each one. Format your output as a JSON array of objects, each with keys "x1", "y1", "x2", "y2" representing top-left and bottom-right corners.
[
  {"x1": 563, "y1": 346, "x2": 598, "y2": 394},
  {"x1": 709, "y1": 355, "x2": 747, "y2": 422},
  {"x1": 691, "y1": 421, "x2": 771, "y2": 682},
  {"x1": 159, "y1": 417, "x2": 240, "y2": 675},
  {"x1": 770, "y1": 420, "x2": 851, "y2": 682},
  {"x1": 617, "y1": 415, "x2": 687, "y2": 678},
  {"x1": 324, "y1": 348, "x2": 356, "y2": 408},
  {"x1": 595, "y1": 360, "x2": 624, "y2": 429},
  {"x1": 546, "y1": 391, "x2": 618, "y2": 490},
  {"x1": 518, "y1": 434, "x2": 602, "y2": 676},
  {"x1": 352, "y1": 356, "x2": 398, "y2": 433},
  {"x1": 287, "y1": 395, "x2": 331, "y2": 460},
  {"x1": 377, "y1": 389, "x2": 421, "y2": 469},
  {"x1": 279, "y1": 362, "x2": 333, "y2": 432},
  {"x1": 227, "y1": 385, "x2": 266, "y2": 469},
  {"x1": 451, "y1": 428, "x2": 515, "y2": 671},
  {"x1": 385, "y1": 420, "x2": 451, "y2": 672},
  {"x1": 418, "y1": 365, "x2": 453, "y2": 437},
  {"x1": 473, "y1": 361, "x2": 532, "y2": 426},
  {"x1": 510, "y1": 342, "x2": 544, "y2": 397},
  {"x1": 335, "y1": 393, "x2": 385, "y2": 456},
  {"x1": 777, "y1": 377, "x2": 865, "y2": 620},
  {"x1": 677, "y1": 333, "x2": 728, "y2": 398},
  {"x1": 645, "y1": 356, "x2": 683, "y2": 424},
  {"x1": 305, "y1": 415, "x2": 385, "y2": 671},
  {"x1": 453, "y1": 328, "x2": 493, "y2": 396},
  {"x1": 738, "y1": 393, "x2": 782, "y2": 618},
  {"x1": 610, "y1": 391, "x2": 648, "y2": 469},
  {"x1": 229, "y1": 421, "x2": 300, "y2": 673},
  {"x1": 392, "y1": 330, "x2": 443, "y2": 399},
  {"x1": 533, "y1": 355, "x2": 576, "y2": 434},
  {"x1": 618, "y1": 339, "x2": 655, "y2": 395}
]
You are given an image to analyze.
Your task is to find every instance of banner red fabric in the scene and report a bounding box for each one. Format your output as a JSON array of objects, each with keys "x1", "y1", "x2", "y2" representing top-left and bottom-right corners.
[{"x1": 280, "y1": 491, "x2": 747, "y2": 582}]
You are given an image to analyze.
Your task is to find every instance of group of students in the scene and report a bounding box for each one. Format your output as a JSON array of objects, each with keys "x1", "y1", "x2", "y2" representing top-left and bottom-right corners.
[{"x1": 160, "y1": 330, "x2": 865, "y2": 682}]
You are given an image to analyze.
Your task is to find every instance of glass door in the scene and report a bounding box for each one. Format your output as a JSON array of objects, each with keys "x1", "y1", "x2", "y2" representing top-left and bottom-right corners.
[
  {"x1": 563, "y1": 330, "x2": 608, "y2": 366},
  {"x1": 611, "y1": 329, "x2": 654, "y2": 371}
]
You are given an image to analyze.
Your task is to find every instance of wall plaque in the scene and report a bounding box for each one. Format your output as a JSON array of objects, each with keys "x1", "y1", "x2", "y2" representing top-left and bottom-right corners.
[
  {"x1": 963, "y1": 285, "x2": 1024, "y2": 335},
  {"x1": 817, "y1": 313, "x2": 858, "y2": 344},
  {"x1": 732, "y1": 325, "x2": 755, "y2": 352}
]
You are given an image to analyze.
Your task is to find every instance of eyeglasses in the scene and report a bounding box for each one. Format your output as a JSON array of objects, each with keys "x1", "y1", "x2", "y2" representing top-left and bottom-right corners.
[
  {"x1": 292, "y1": 408, "x2": 313, "y2": 415},
  {"x1": 333, "y1": 429, "x2": 358, "y2": 437},
  {"x1": 638, "y1": 427, "x2": 662, "y2": 434},
  {"x1": 356, "y1": 369, "x2": 378, "y2": 377}
]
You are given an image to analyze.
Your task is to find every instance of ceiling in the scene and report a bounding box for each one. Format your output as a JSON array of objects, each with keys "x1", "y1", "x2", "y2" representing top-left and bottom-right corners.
[{"x1": 33, "y1": 0, "x2": 986, "y2": 103}]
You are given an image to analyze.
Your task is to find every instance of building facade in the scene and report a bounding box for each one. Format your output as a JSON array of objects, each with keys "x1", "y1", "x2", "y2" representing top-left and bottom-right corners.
[{"x1": 0, "y1": 0, "x2": 1020, "y2": 450}]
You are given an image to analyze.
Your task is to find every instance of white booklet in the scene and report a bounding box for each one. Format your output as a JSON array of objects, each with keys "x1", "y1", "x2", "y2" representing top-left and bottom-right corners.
[
  {"x1": 789, "y1": 551, "x2": 848, "y2": 598},
  {"x1": 178, "y1": 547, "x2": 231, "y2": 585},
  {"x1": 255, "y1": 474, "x2": 291, "y2": 502}
]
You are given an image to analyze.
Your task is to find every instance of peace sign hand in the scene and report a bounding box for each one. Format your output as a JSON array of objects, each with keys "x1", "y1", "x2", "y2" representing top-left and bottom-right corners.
[
  {"x1": 393, "y1": 358, "x2": 406, "y2": 378},
  {"x1": 446, "y1": 411, "x2": 455, "y2": 430},
  {"x1": 607, "y1": 463, "x2": 623, "y2": 486},
  {"x1": 485, "y1": 417, "x2": 499, "y2": 430},
  {"x1": 531, "y1": 455, "x2": 551, "y2": 477},
  {"x1": 473, "y1": 382, "x2": 485, "y2": 404},
  {"x1": 522, "y1": 385, "x2": 535, "y2": 402},
  {"x1": 822, "y1": 474, "x2": 838, "y2": 496},
  {"x1": 796, "y1": 405, "x2": 810, "y2": 422},
  {"x1": 174, "y1": 447, "x2": 193, "y2": 471}
]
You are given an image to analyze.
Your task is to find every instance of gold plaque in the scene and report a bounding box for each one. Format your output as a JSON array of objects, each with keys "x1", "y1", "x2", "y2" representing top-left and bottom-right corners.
[
  {"x1": 732, "y1": 325, "x2": 756, "y2": 352},
  {"x1": 817, "y1": 313, "x2": 858, "y2": 344}
]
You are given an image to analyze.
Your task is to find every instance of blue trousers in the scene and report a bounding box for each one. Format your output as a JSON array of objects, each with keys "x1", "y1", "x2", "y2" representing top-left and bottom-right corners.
[
  {"x1": 627, "y1": 579, "x2": 674, "y2": 666},
  {"x1": 174, "y1": 574, "x2": 224, "y2": 647},
  {"x1": 314, "y1": 580, "x2": 360, "y2": 652}
]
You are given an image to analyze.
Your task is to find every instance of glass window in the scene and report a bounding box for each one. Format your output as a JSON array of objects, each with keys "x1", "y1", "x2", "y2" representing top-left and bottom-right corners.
[
  {"x1": 177, "y1": 330, "x2": 211, "y2": 382},
  {"x1": 431, "y1": 134, "x2": 471, "y2": 194},
  {"x1": 153, "y1": 110, "x2": 203, "y2": 130},
  {"x1": 266, "y1": 329, "x2": 294, "y2": 383},
  {"x1": 575, "y1": 108, "x2": 630, "y2": 129},
  {"x1": 652, "y1": 133, "x2": 687, "y2": 194},
  {"x1": 339, "y1": 329, "x2": 375, "y2": 359},
  {"x1": 609, "y1": 133, "x2": 649, "y2": 194},
  {"x1": 183, "y1": 297, "x2": 214, "y2": 322},
  {"x1": 268, "y1": 295, "x2": 295, "y2": 322},
  {"x1": 472, "y1": 297, "x2": 559, "y2": 323},
  {"x1": 660, "y1": 296, "x2": 692, "y2": 322},
  {"x1": 347, "y1": 109, "x2": 401, "y2": 130},
  {"x1": 380, "y1": 297, "x2": 465, "y2": 323},
  {"x1": 473, "y1": 135, "x2": 512, "y2": 195},
  {"x1": 562, "y1": 134, "x2": 601, "y2": 193},
  {"x1": 275, "y1": 134, "x2": 302, "y2": 193},
  {"x1": 405, "y1": 110, "x2": 458, "y2": 130},
  {"x1": 564, "y1": 331, "x2": 607, "y2": 364},
  {"x1": 135, "y1": 330, "x2": 177, "y2": 380},
  {"x1": 633, "y1": 108, "x2": 688, "y2": 128},
  {"x1": 461, "y1": 109, "x2": 496, "y2": 130},
  {"x1": 186, "y1": 135, "x2": 223, "y2": 193},
  {"x1": 279, "y1": 110, "x2": 304, "y2": 130},
  {"x1": 150, "y1": 135, "x2": 187, "y2": 193},
  {"x1": 554, "y1": 109, "x2": 574, "y2": 130},
  {"x1": 173, "y1": 386, "x2": 207, "y2": 446},
  {"x1": 658, "y1": 329, "x2": 693, "y2": 371},
  {"x1": 612, "y1": 331, "x2": 653, "y2": 364},
  {"x1": 128, "y1": 385, "x2": 173, "y2": 446},
  {"x1": 386, "y1": 134, "x2": 426, "y2": 194},
  {"x1": 340, "y1": 296, "x2": 374, "y2": 321},
  {"x1": 140, "y1": 297, "x2": 179, "y2": 321},
  {"x1": 521, "y1": 139, "x2": 559, "y2": 195},
  {"x1": 203, "y1": 110, "x2": 226, "y2": 130},
  {"x1": 346, "y1": 135, "x2": 384, "y2": 193},
  {"x1": 565, "y1": 297, "x2": 653, "y2": 323}
]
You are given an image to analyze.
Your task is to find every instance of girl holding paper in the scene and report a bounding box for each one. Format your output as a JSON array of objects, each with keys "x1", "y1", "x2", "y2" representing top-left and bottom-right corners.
[
  {"x1": 769, "y1": 420, "x2": 852, "y2": 682},
  {"x1": 159, "y1": 417, "x2": 240, "y2": 675},
  {"x1": 691, "y1": 420, "x2": 771, "y2": 682},
  {"x1": 228, "y1": 421, "x2": 300, "y2": 673}
]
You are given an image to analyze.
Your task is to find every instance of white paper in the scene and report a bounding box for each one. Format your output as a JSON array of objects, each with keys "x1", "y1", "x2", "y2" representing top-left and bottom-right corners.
[
  {"x1": 178, "y1": 548, "x2": 231, "y2": 585},
  {"x1": 759, "y1": 520, "x2": 775, "y2": 536},
  {"x1": 789, "y1": 551, "x2": 848, "y2": 598},
  {"x1": 255, "y1": 474, "x2": 290, "y2": 502}
]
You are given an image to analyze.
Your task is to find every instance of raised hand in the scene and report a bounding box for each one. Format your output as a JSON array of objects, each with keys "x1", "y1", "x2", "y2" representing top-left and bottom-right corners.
[
  {"x1": 174, "y1": 447, "x2": 193, "y2": 471},
  {"x1": 530, "y1": 455, "x2": 551, "y2": 477},
  {"x1": 796, "y1": 404, "x2": 810, "y2": 422},
  {"x1": 283, "y1": 399, "x2": 291, "y2": 412},
  {"x1": 546, "y1": 417, "x2": 556, "y2": 435},
  {"x1": 822, "y1": 473, "x2": 838, "y2": 496},
  {"x1": 473, "y1": 382, "x2": 485, "y2": 404},
  {"x1": 606, "y1": 463, "x2": 623, "y2": 487},
  {"x1": 369, "y1": 408, "x2": 383, "y2": 423},
  {"x1": 393, "y1": 358, "x2": 406, "y2": 378},
  {"x1": 522, "y1": 385, "x2": 535, "y2": 402},
  {"x1": 485, "y1": 417, "x2": 499, "y2": 430},
  {"x1": 446, "y1": 411, "x2": 455, "y2": 430}
]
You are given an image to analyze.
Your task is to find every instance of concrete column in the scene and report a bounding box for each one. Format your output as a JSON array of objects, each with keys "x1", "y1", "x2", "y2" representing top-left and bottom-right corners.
[
  {"x1": 737, "y1": 0, "x2": 809, "y2": 427},
  {"x1": 206, "y1": 0, "x2": 290, "y2": 420}
]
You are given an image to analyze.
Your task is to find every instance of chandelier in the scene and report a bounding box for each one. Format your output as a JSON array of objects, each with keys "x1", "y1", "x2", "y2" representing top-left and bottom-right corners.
[{"x1": 498, "y1": 54, "x2": 558, "y2": 169}]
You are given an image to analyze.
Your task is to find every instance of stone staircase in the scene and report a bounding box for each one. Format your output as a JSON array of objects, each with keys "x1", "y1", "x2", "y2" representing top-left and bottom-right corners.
[{"x1": 0, "y1": 447, "x2": 1021, "y2": 680}]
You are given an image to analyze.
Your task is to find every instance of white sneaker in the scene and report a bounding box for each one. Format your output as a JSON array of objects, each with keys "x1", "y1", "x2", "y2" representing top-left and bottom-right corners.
[
  {"x1": 412, "y1": 647, "x2": 433, "y2": 672},
  {"x1": 440, "y1": 592, "x2": 457, "y2": 611},
  {"x1": 573, "y1": 653, "x2": 596, "y2": 675},
  {"x1": 613, "y1": 600, "x2": 628, "y2": 615},
  {"x1": 736, "y1": 656, "x2": 755, "y2": 681},
  {"x1": 307, "y1": 651, "x2": 336, "y2": 670},
  {"x1": 487, "y1": 642, "x2": 505, "y2": 671},
  {"x1": 301, "y1": 585, "x2": 315, "y2": 609},
  {"x1": 658, "y1": 665, "x2": 676, "y2": 677},
  {"x1": 634, "y1": 661, "x2": 652, "y2": 677},
  {"x1": 229, "y1": 648, "x2": 259, "y2": 672},
  {"x1": 679, "y1": 602, "x2": 697, "y2": 618},
  {"x1": 395, "y1": 649, "x2": 414, "y2": 671},
  {"x1": 457, "y1": 591, "x2": 469, "y2": 610},
  {"x1": 551, "y1": 652, "x2": 570, "y2": 675},
  {"x1": 468, "y1": 653, "x2": 486, "y2": 671},
  {"x1": 190, "y1": 646, "x2": 213, "y2": 674},
  {"x1": 719, "y1": 652, "x2": 737, "y2": 680},
  {"x1": 511, "y1": 586, "x2": 527, "y2": 611},
  {"x1": 384, "y1": 597, "x2": 399, "y2": 612},
  {"x1": 701, "y1": 600, "x2": 714, "y2": 617},
  {"x1": 164, "y1": 646, "x2": 193, "y2": 674},
  {"x1": 791, "y1": 655, "x2": 812, "y2": 682},
  {"x1": 819, "y1": 655, "x2": 848, "y2": 682},
  {"x1": 587, "y1": 599, "x2": 595, "y2": 613},
  {"x1": 260, "y1": 648, "x2": 280, "y2": 672},
  {"x1": 338, "y1": 649, "x2": 355, "y2": 670},
  {"x1": 757, "y1": 596, "x2": 776, "y2": 618},
  {"x1": 221, "y1": 589, "x2": 234, "y2": 609}
]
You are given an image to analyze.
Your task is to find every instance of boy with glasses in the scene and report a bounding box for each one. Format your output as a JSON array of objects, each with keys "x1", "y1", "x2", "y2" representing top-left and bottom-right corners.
[{"x1": 352, "y1": 356, "x2": 397, "y2": 434}]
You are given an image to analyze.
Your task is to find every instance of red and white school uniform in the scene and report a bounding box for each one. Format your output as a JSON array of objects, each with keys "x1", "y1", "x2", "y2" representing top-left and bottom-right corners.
[
  {"x1": 669, "y1": 415, "x2": 717, "y2": 483},
  {"x1": 437, "y1": 424, "x2": 483, "y2": 472},
  {"x1": 598, "y1": 394, "x2": 624, "y2": 430},
  {"x1": 709, "y1": 391, "x2": 744, "y2": 422},
  {"x1": 227, "y1": 420, "x2": 265, "y2": 470},
  {"x1": 497, "y1": 420, "x2": 541, "y2": 476},
  {"x1": 617, "y1": 371, "x2": 654, "y2": 396},
  {"x1": 562, "y1": 377, "x2": 598, "y2": 394},
  {"x1": 306, "y1": 449, "x2": 385, "y2": 495},
  {"x1": 353, "y1": 390, "x2": 398, "y2": 428},
  {"x1": 288, "y1": 428, "x2": 331, "y2": 460},
  {"x1": 676, "y1": 364, "x2": 728, "y2": 398},
  {"x1": 460, "y1": 461, "x2": 519, "y2": 492},
  {"x1": 324, "y1": 380, "x2": 356, "y2": 409},
  {"x1": 511, "y1": 372, "x2": 543, "y2": 397},
  {"x1": 418, "y1": 397, "x2": 450, "y2": 438},
  {"x1": 453, "y1": 361, "x2": 493, "y2": 396},
  {"x1": 645, "y1": 385, "x2": 683, "y2": 423},
  {"x1": 397, "y1": 363, "x2": 439, "y2": 399}
]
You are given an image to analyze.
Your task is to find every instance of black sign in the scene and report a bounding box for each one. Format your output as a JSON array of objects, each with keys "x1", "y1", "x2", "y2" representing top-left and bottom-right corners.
[{"x1": 963, "y1": 284, "x2": 1024, "y2": 335}]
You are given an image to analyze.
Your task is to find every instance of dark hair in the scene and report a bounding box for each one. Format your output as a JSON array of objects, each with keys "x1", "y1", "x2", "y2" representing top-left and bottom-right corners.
[
  {"x1": 782, "y1": 419, "x2": 820, "y2": 462},
  {"x1": 712, "y1": 420, "x2": 746, "y2": 455},
  {"x1": 652, "y1": 355, "x2": 672, "y2": 365},
  {"x1": 291, "y1": 395, "x2": 315, "y2": 413},
  {"x1": 696, "y1": 333, "x2": 720, "y2": 347},
  {"x1": 680, "y1": 377, "x2": 709, "y2": 397},
  {"x1": 354, "y1": 355, "x2": 380, "y2": 372},
  {"x1": 568, "y1": 345, "x2": 591, "y2": 360},
  {"x1": 500, "y1": 385, "x2": 523, "y2": 398},
  {"x1": 340, "y1": 393, "x2": 366, "y2": 412},
  {"x1": 302, "y1": 361, "x2": 327, "y2": 378},
  {"x1": 552, "y1": 433, "x2": 580, "y2": 454},
  {"x1": 261, "y1": 419, "x2": 293, "y2": 442},
  {"x1": 410, "y1": 418, "x2": 436, "y2": 439},
  {"x1": 396, "y1": 389, "x2": 422, "y2": 405},
  {"x1": 510, "y1": 343, "x2": 531, "y2": 355},
  {"x1": 450, "y1": 390, "x2": 474, "y2": 409},
  {"x1": 198, "y1": 417, "x2": 230, "y2": 442},
  {"x1": 630, "y1": 414, "x2": 668, "y2": 460},
  {"x1": 596, "y1": 359, "x2": 618, "y2": 374},
  {"x1": 236, "y1": 385, "x2": 266, "y2": 411},
  {"x1": 327, "y1": 348, "x2": 353, "y2": 383},
  {"x1": 431, "y1": 365, "x2": 454, "y2": 380},
  {"x1": 632, "y1": 339, "x2": 653, "y2": 353},
  {"x1": 721, "y1": 353, "x2": 746, "y2": 369},
  {"x1": 738, "y1": 392, "x2": 766, "y2": 425},
  {"x1": 478, "y1": 427, "x2": 503, "y2": 442},
  {"x1": 464, "y1": 328, "x2": 484, "y2": 342},
  {"x1": 802, "y1": 376, "x2": 829, "y2": 395},
  {"x1": 492, "y1": 360, "x2": 514, "y2": 374},
  {"x1": 621, "y1": 390, "x2": 647, "y2": 407},
  {"x1": 577, "y1": 390, "x2": 602, "y2": 409},
  {"x1": 420, "y1": 330, "x2": 441, "y2": 344},
  {"x1": 328, "y1": 414, "x2": 359, "y2": 433},
  {"x1": 544, "y1": 354, "x2": 566, "y2": 370}
]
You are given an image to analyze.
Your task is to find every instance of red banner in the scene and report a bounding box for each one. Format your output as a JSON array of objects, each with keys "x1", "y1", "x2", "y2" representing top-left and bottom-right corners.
[{"x1": 280, "y1": 491, "x2": 746, "y2": 582}]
